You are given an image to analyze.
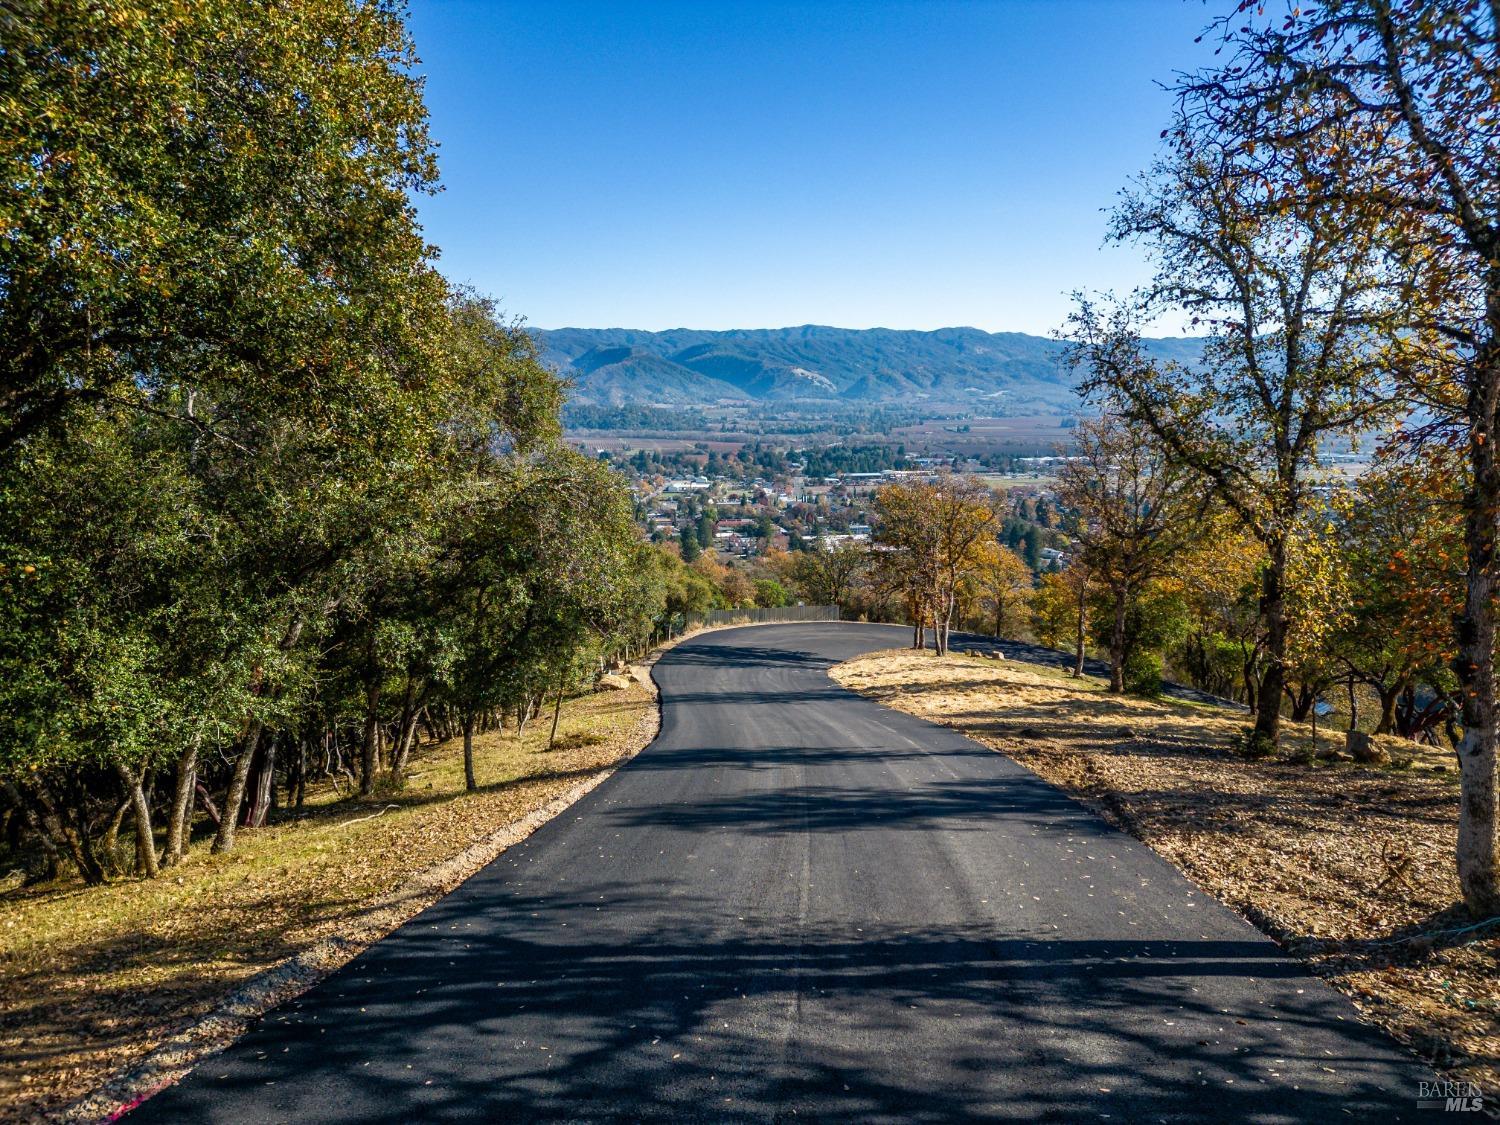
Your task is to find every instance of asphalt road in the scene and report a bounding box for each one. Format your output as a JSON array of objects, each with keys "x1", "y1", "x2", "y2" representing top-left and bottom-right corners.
[{"x1": 133, "y1": 622, "x2": 1429, "y2": 1123}]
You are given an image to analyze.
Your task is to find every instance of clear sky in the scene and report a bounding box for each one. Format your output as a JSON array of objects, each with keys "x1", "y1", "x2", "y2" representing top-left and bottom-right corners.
[{"x1": 407, "y1": 0, "x2": 1217, "y2": 334}]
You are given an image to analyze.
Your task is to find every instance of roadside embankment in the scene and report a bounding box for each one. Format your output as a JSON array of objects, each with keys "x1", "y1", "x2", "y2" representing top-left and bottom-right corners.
[
  {"x1": 832, "y1": 647, "x2": 1498, "y2": 1097},
  {"x1": 1, "y1": 665, "x2": 662, "y2": 1123}
]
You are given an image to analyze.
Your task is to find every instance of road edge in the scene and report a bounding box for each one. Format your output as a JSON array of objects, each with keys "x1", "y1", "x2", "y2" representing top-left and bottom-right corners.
[
  {"x1": 64, "y1": 622, "x2": 857, "y2": 1121},
  {"x1": 64, "y1": 656, "x2": 672, "y2": 1124},
  {"x1": 828, "y1": 645, "x2": 1466, "y2": 1099}
]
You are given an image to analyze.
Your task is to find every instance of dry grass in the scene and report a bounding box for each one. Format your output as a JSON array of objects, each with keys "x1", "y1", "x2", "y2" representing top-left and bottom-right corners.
[
  {"x1": 832, "y1": 648, "x2": 1499, "y2": 1093},
  {"x1": 0, "y1": 678, "x2": 657, "y2": 1123}
]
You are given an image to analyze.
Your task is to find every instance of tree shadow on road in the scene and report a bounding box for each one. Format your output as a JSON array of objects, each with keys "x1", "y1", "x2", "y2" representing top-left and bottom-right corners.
[
  {"x1": 129, "y1": 883, "x2": 1429, "y2": 1123},
  {"x1": 607, "y1": 774, "x2": 1106, "y2": 837}
]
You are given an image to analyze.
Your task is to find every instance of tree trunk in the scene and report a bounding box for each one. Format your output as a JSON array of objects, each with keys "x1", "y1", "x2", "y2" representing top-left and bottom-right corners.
[
  {"x1": 1454, "y1": 352, "x2": 1500, "y2": 913},
  {"x1": 213, "y1": 719, "x2": 262, "y2": 854},
  {"x1": 1073, "y1": 573, "x2": 1088, "y2": 677},
  {"x1": 1287, "y1": 684, "x2": 1317, "y2": 723},
  {"x1": 1107, "y1": 582, "x2": 1128, "y2": 694},
  {"x1": 244, "y1": 735, "x2": 276, "y2": 829},
  {"x1": 163, "y1": 743, "x2": 198, "y2": 867},
  {"x1": 1376, "y1": 682, "x2": 1403, "y2": 736},
  {"x1": 390, "y1": 716, "x2": 415, "y2": 785},
  {"x1": 32, "y1": 779, "x2": 106, "y2": 884},
  {"x1": 391, "y1": 678, "x2": 420, "y2": 785},
  {"x1": 216, "y1": 615, "x2": 305, "y2": 853},
  {"x1": 462, "y1": 712, "x2": 477, "y2": 792},
  {"x1": 359, "y1": 679, "x2": 382, "y2": 797},
  {"x1": 196, "y1": 781, "x2": 222, "y2": 826},
  {"x1": 111, "y1": 758, "x2": 159, "y2": 878},
  {"x1": 1, "y1": 781, "x2": 64, "y2": 881},
  {"x1": 100, "y1": 793, "x2": 131, "y2": 875},
  {"x1": 1253, "y1": 543, "x2": 1288, "y2": 748},
  {"x1": 548, "y1": 676, "x2": 565, "y2": 751}
]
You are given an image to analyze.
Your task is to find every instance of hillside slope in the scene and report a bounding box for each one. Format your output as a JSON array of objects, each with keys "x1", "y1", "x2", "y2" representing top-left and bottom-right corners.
[{"x1": 536, "y1": 325, "x2": 1205, "y2": 410}]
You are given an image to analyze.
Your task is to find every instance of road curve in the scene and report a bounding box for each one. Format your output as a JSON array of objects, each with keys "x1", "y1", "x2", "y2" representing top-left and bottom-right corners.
[{"x1": 132, "y1": 622, "x2": 1427, "y2": 1123}]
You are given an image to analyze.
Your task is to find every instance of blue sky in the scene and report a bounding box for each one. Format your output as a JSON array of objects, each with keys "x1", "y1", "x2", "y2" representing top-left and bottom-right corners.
[{"x1": 408, "y1": 1, "x2": 1216, "y2": 334}]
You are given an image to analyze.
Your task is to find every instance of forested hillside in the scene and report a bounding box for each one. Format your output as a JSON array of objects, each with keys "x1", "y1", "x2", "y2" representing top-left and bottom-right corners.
[
  {"x1": 537, "y1": 325, "x2": 1205, "y2": 409},
  {"x1": 0, "y1": 0, "x2": 675, "y2": 881}
]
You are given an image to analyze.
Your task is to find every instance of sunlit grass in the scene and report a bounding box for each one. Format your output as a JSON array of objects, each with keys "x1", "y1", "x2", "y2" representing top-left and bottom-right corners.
[{"x1": 0, "y1": 679, "x2": 656, "y2": 1118}]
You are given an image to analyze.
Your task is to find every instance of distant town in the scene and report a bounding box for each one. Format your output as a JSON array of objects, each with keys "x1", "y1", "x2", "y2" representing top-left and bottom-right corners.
[{"x1": 585, "y1": 436, "x2": 1073, "y2": 575}]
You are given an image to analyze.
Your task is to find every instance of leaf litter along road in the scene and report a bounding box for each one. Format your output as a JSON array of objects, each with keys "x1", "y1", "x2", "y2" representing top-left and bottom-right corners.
[
  {"x1": 833, "y1": 643, "x2": 1498, "y2": 1098},
  {"x1": 129, "y1": 623, "x2": 1431, "y2": 1123},
  {"x1": 0, "y1": 679, "x2": 659, "y2": 1124}
]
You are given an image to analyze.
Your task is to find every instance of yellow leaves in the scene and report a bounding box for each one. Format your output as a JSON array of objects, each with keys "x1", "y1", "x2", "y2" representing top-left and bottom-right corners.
[{"x1": 1284, "y1": 519, "x2": 1355, "y2": 674}]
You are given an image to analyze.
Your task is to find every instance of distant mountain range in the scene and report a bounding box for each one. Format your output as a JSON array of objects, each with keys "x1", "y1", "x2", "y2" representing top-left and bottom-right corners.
[{"x1": 534, "y1": 325, "x2": 1205, "y2": 413}]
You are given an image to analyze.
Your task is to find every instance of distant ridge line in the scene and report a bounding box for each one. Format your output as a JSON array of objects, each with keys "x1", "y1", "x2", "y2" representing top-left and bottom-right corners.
[{"x1": 534, "y1": 325, "x2": 1204, "y2": 410}]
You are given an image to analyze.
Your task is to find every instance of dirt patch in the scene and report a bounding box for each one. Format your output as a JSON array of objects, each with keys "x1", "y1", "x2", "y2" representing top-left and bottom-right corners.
[
  {"x1": 832, "y1": 647, "x2": 1498, "y2": 1095},
  {"x1": 0, "y1": 678, "x2": 659, "y2": 1124}
]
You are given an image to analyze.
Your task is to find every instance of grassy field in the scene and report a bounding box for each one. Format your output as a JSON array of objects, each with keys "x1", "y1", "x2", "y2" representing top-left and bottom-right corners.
[
  {"x1": 832, "y1": 648, "x2": 1498, "y2": 1094},
  {"x1": 0, "y1": 677, "x2": 658, "y2": 1123}
]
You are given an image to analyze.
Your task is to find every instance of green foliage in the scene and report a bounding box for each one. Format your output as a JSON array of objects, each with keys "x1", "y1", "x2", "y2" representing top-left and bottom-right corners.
[
  {"x1": 561, "y1": 404, "x2": 709, "y2": 431},
  {"x1": 0, "y1": 0, "x2": 666, "y2": 879},
  {"x1": 754, "y1": 579, "x2": 791, "y2": 608},
  {"x1": 1021, "y1": 526, "x2": 1043, "y2": 571},
  {"x1": 1031, "y1": 571, "x2": 1085, "y2": 651},
  {"x1": 789, "y1": 542, "x2": 869, "y2": 611},
  {"x1": 1, "y1": 0, "x2": 444, "y2": 453},
  {"x1": 1232, "y1": 728, "x2": 1280, "y2": 761},
  {"x1": 1087, "y1": 581, "x2": 1191, "y2": 696},
  {"x1": 1122, "y1": 651, "x2": 1164, "y2": 697}
]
